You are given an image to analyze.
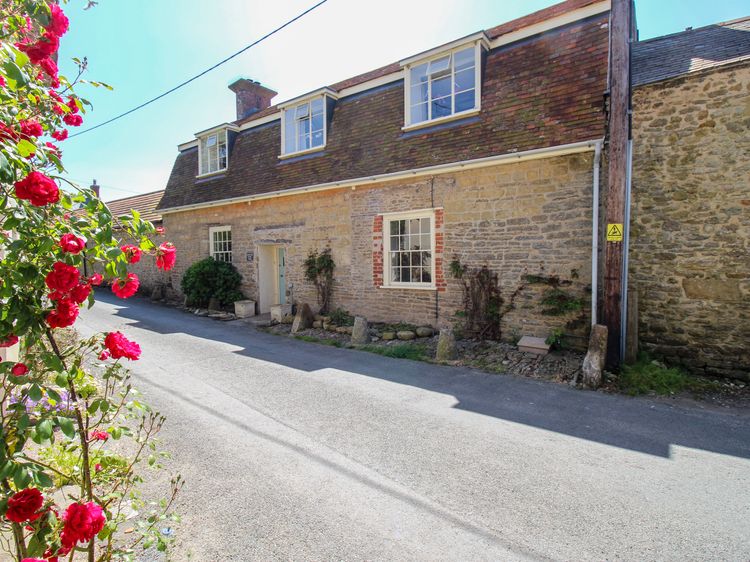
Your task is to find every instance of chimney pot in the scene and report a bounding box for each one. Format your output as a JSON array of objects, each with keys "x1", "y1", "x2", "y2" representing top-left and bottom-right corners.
[
  {"x1": 228, "y1": 78, "x2": 277, "y2": 121},
  {"x1": 90, "y1": 179, "x2": 100, "y2": 198}
]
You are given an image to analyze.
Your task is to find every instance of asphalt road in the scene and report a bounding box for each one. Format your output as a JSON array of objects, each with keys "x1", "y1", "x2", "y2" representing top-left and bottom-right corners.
[{"x1": 78, "y1": 293, "x2": 750, "y2": 561}]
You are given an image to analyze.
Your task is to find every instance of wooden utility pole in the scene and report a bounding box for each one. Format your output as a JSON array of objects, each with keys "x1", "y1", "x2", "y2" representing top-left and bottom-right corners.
[{"x1": 603, "y1": 0, "x2": 633, "y2": 368}]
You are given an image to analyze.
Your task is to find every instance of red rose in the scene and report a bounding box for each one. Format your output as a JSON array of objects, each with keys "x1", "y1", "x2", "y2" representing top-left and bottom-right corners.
[
  {"x1": 11, "y1": 363, "x2": 29, "y2": 376},
  {"x1": 14, "y1": 171, "x2": 60, "y2": 206},
  {"x1": 98, "y1": 350, "x2": 110, "y2": 361},
  {"x1": 46, "y1": 3, "x2": 69, "y2": 36},
  {"x1": 46, "y1": 298, "x2": 79, "y2": 329},
  {"x1": 51, "y1": 129, "x2": 68, "y2": 141},
  {"x1": 94, "y1": 464, "x2": 103, "y2": 473},
  {"x1": 0, "y1": 76, "x2": 5, "y2": 87},
  {"x1": 21, "y1": 558, "x2": 46, "y2": 562},
  {"x1": 0, "y1": 123, "x2": 18, "y2": 142},
  {"x1": 111, "y1": 273, "x2": 139, "y2": 299},
  {"x1": 45, "y1": 262, "x2": 80, "y2": 292},
  {"x1": 38, "y1": 56, "x2": 58, "y2": 79},
  {"x1": 5, "y1": 488, "x2": 44, "y2": 523},
  {"x1": 0, "y1": 335, "x2": 18, "y2": 348},
  {"x1": 18, "y1": 32, "x2": 59, "y2": 64},
  {"x1": 59, "y1": 233, "x2": 85, "y2": 254},
  {"x1": 155, "y1": 242, "x2": 176, "y2": 271},
  {"x1": 67, "y1": 97, "x2": 79, "y2": 114},
  {"x1": 19, "y1": 119, "x2": 43, "y2": 138},
  {"x1": 63, "y1": 114, "x2": 82, "y2": 127},
  {"x1": 155, "y1": 226, "x2": 165, "y2": 235},
  {"x1": 60, "y1": 502, "x2": 105, "y2": 548},
  {"x1": 70, "y1": 283, "x2": 91, "y2": 304},
  {"x1": 45, "y1": 141, "x2": 61, "y2": 157},
  {"x1": 89, "y1": 430, "x2": 108, "y2": 441},
  {"x1": 104, "y1": 331, "x2": 141, "y2": 361},
  {"x1": 121, "y1": 244, "x2": 142, "y2": 264},
  {"x1": 88, "y1": 273, "x2": 103, "y2": 286}
]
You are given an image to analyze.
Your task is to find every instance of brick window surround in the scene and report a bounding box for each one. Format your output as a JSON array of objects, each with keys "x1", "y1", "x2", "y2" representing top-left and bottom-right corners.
[{"x1": 373, "y1": 208, "x2": 445, "y2": 292}]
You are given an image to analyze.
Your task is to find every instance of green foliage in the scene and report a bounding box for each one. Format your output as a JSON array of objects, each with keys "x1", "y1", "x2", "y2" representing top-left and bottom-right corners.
[
  {"x1": 540, "y1": 288, "x2": 584, "y2": 316},
  {"x1": 0, "y1": 3, "x2": 180, "y2": 559},
  {"x1": 619, "y1": 353, "x2": 719, "y2": 396},
  {"x1": 328, "y1": 307, "x2": 354, "y2": 327},
  {"x1": 360, "y1": 343, "x2": 429, "y2": 361},
  {"x1": 181, "y1": 258, "x2": 243, "y2": 307},
  {"x1": 545, "y1": 328, "x2": 565, "y2": 349},
  {"x1": 293, "y1": 335, "x2": 342, "y2": 347},
  {"x1": 303, "y1": 247, "x2": 335, "y2": 314}
]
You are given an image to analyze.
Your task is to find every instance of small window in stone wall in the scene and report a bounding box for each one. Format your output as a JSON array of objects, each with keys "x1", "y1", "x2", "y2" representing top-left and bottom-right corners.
[
  {"x1": 209, "y1": 226, "x2": 232, "y2": 263},
  {"x1": 384, "y1": 212, "x2": 434, "y2": 287}
]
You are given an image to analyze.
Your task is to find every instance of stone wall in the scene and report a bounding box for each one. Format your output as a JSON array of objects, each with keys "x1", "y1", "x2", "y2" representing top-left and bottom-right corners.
[
  {"x1": 164, "y1": 152, "x2": 596, "y2": 346},
  {"x1": 631, "y1": 64, "x2": 750, "y2": 380}
]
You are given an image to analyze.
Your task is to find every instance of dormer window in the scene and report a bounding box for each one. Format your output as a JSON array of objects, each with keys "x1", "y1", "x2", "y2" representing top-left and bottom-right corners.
[
  {"x1": 280, "y1": 89, "x2": 337, "y2": 158},
  {"x1": 199, "y1": 130, "x2": 227, "y2": 176},
  {"x1": 402, "y1": 33, "x2": 489, "y2": 130}
]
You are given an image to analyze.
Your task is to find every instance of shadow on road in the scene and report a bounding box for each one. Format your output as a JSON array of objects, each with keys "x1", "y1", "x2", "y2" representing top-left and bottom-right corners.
[{"x1": 100, "y1": 291, "x2": 750, "y2": 461}]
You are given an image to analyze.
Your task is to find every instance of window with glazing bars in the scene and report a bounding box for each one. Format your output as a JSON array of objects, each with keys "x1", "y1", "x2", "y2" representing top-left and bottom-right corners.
[
  {"x1": 210, "y1": 227, "x2": 232, "y2": 262},
  {"x1": 386, "y1": 216, "x2": 433, "y2": 285}
]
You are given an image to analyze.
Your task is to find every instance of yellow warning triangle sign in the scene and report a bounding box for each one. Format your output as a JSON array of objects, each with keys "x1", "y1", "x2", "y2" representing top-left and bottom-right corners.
[{"x1": 607, "y1": 223, "x2": 623, "y2": 242}]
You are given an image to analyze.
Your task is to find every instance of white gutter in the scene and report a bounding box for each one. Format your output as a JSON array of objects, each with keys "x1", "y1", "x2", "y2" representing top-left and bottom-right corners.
[
  {"x1": 620, "y1": 138, "x2": 633, "y2": 359},
  {"x1": 160, "y1": 140, "x2": 599, "y2": 215},
  {"x1": 591, "y1": 139, "x2": 603, "y2": 326}
]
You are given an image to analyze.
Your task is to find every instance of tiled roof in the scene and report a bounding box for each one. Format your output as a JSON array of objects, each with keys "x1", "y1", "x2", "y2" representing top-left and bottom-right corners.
[
  {"x1": 160, "y1": 5, "x2": 610, "y2": 211},
  {"x1": 632, "y1": 17, "x2": 750, "y2": 87},
  {"x1": 486, "y1": 0, "x2": 603, "y2": 39},
  {"x1": 233, "y1": 0, "x2": 602, "y2": 129},
  {"x1": 107, "y1": 190, "x2": 164, "y2": 224}
]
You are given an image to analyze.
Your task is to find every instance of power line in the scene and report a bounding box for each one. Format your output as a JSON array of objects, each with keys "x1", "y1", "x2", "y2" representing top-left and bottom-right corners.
[{"x1": 68, "y1": 0, "x2": 328, "y2": 139}]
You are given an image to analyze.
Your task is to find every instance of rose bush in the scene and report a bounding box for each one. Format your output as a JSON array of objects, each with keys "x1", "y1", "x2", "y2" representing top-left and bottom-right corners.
[{"x1": 0, "y1": 2, "x2": 181, "y2": 560}]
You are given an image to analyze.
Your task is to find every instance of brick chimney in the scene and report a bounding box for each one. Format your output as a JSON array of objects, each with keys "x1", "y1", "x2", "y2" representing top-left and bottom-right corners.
[
  {"x1": 228, "y1": 78, "x2": 277, "y2": 120},
  {"x1": 90, "y1": 179, "x2": 100, "y2": 198}
]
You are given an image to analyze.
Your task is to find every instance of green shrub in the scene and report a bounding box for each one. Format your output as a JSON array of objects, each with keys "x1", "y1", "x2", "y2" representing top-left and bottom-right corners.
[
  {"x1": 329, "y1": 307, "x2": 354, "y2": 326},
  {"x1": 181, "y1": 258, "x2": 243, "y2": 307}
]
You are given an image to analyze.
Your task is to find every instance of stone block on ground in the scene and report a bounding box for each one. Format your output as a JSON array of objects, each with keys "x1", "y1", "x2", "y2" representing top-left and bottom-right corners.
[
  {"x1": 436, "y1": 327, "x2": 457, "y2": 361},
  {"x1": 292, "y1": 303, "x2": 315, "y2": 333},
  {"x1": 150, "y1": 283, "x2": 166, "y2": 302},
  {"x1": 234, "y1": 299, "x2": 256, "y2": 318},
  {"x1": 517, "y1": 336, "x2": 550, "y2": 356},
  {"x1": 351, "y1": 316, "x2": 369, "y2": 344},
  {"x1": 581, "y1": 324, "x2": 608, "y2": 389},
  {"x1": 397, "y1": 330, "x2": 416, "y2": 341},
  {"x1": 382, "y1": 331, "x2": 396, "y2": 341},
  {"x1": 416, "y1": 326, "x2": 434, "y2": 338},
  {"x1": 312, "y1": 320, "x2": 322, "y2": 329},
  {"x1": 270, "y1": 304, "x2": 293, "y2": 323}
]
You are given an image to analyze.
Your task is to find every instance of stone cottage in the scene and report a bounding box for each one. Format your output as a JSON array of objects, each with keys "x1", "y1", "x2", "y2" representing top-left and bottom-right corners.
[{"x1": 159, "y1": 0, "x2": 611, "y2": 345}]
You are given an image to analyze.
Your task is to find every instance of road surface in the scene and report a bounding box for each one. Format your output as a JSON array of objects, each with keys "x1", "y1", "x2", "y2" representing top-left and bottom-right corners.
[{"x1": 79, "y1": 293, "x2": 750, "y2": 561}]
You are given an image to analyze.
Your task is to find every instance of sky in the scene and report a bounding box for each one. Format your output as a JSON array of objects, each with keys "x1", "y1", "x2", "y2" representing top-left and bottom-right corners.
[{"x1": 55, "y1": 0, "x2": 750, "y2": 202}]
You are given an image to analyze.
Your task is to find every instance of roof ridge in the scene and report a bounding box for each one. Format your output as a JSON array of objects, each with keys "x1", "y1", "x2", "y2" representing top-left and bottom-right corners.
[
  {"x1": 635, "y1": 15, "x2": 750, "y2": 46},
  {"x1": 105, "y1": 189, "x2": 165, "y2": 204}
]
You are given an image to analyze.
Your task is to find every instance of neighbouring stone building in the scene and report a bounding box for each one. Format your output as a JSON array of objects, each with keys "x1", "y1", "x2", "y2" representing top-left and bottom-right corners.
[
  {"x1": 630, "y1": 18, "x2": 750, "y2": 379},
  {"x1": 103, "y1": 189, "x2": 169, "y2": 293},
  {"x1": 157, "y1": 0, "x2": 750, "y2": 378}
]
